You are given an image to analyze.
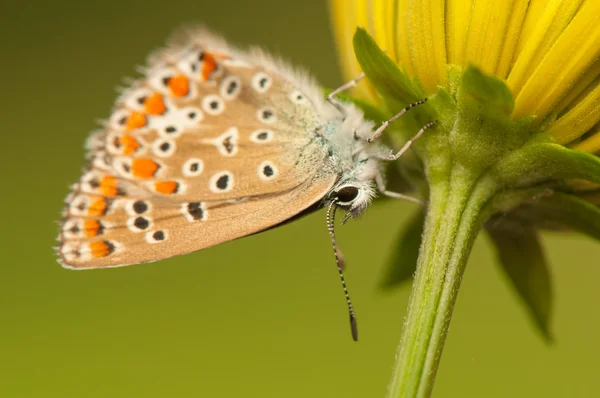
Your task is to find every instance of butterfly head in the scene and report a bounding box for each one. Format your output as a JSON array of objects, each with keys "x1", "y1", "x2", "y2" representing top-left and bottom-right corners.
[
  {"x1": 322, "y1": 103, "x2": 383, "y2": 220},
  {"x1": 329, "y1": 180, "x2": 374, "y2": 219}
]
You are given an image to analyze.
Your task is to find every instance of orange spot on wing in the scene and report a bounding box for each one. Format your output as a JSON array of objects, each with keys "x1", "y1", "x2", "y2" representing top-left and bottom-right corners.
[
  {"x1": 100, "y1": 176, "x2": 119, "y2": 196},
  {"x1": 126, "y1": 111, "x2": 147, "y2": 131},
  {"x1": 201, "y1": 52, "x2": 218, "y2": 81},
  {"x1": 88, "y1": 197, "x2": 107, "y2": 216},
  {"x1": 84, "y1": 220, "x2": 102, "y2": 237},
  {"x1": 132, "y1": 158, "x2": 160, "y2": 179},
  {"x1": 154, "y1": 181, "x2": 179, "y2": 194},
  {"x1": 119, "y1": 134, "x2": 141, "y2": 155},
  {"x1": 89, "y1": 240, "x2": 113, "y2": 258},
  {"x1": 168, "y1": 74, "x2": 190, "y2": 97},
  {"x1": 144, "y1": 93, "x2": 166, "y2": 115}
]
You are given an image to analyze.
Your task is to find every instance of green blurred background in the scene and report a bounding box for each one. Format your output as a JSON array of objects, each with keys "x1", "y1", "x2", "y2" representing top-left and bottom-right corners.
[{"x1": 2, "y1": 1, "x2": 600, "y2": 397}]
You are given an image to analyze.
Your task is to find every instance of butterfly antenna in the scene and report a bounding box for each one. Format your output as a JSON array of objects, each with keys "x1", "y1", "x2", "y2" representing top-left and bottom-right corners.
[{"x1": 326, "y1": 200, "x2": 359, "y2": 341}]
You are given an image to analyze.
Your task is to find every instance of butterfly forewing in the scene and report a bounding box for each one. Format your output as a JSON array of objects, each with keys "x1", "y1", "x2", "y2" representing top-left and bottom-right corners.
[{"x1": 58, "y1": 31, "x2": 337, "y2": 269}]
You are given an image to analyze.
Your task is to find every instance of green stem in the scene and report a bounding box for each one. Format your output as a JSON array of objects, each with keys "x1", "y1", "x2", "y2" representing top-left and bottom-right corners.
[{"x1": 387, "y1": 166, "x2": 496, "y2": 398}]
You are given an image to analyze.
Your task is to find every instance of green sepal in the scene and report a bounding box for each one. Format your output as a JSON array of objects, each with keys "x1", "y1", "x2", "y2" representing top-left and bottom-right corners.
[
  {"x1": 352, "y1": 28, "x2": 450, "y2": 185},
  {"x1": 352, "y1": 27, "x2": 424, "y2": 107},
  {"x1": 460, "y1": 64, "x2": 514, "y2": 117},
  {"x1": 494, "y1": 141, "x2": 600, "y2": 188},
  {"x1": 452, "y1": 66, "x2": 533, "y2": 171},
  {"x1": 511, "y1": 192, "x2": 600, "y2": 242},
  {"x1": 380, "y1": 209, "x2": 425, "y2": 288},
  {"x1": 486, "y1": 220, "x2": 553, "y2": 341},
  {"x1": 352, "y1": 27, "x2": 436, "y2": 135}
]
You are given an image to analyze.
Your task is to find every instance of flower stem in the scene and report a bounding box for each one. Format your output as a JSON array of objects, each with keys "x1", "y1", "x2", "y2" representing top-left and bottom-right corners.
[{"x1": 387, "y1": 166, "x2": 496, "y2": 398}]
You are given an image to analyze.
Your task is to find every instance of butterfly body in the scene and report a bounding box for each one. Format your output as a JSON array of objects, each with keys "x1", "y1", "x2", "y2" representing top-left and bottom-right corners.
[{"x1": 57, "y1": 28, "x2": 386, "y2": 269}]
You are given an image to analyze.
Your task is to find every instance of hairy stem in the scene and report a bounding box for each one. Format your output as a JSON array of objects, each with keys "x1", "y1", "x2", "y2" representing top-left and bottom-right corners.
[{"x1": 387, "y1": 166, "x2": 496, "y2": 398}]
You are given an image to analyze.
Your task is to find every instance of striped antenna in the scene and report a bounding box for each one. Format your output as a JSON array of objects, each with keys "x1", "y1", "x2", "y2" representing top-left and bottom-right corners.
[{"x1": 326, "y1": 199, "x2": 358, "y2": 341}]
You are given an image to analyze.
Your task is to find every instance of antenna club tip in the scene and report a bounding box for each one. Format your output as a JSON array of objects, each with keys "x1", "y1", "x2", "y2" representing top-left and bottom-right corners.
[{"x1": 350, "y1": 315, "x2": 359, "y2": 341}]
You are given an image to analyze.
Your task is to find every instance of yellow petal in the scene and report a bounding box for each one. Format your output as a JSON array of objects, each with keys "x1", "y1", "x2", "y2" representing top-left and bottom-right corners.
[
  {"x1": 507, "y1": 0, "x2": 584, "y2": 97},
  {"x1": 328, "y1": 0, "x2": 377, "y2": 100},
  {"x1": 555, "y1": 58, "x2": 600, "y2": 116},
  {"x1": 445, "y1": 0, "x2": 474, "y2": 66},
  {"x1": 394, "y1": 0, "x2": 417, "y2": 77},
  {"x1": 495, "y1": 0, "x2": 530, "y2": 79},
  {"x1": 571, "y1": 123, "x2": 600, "y2": 153},
  {"x1": 512, "y1": 0, "x2": 554, "y2": 60},
  {"x1": 512, "y1": 0, "x2": 600, "y2": 120},
  {"x1": 548, "y1": 75, "x2": 600, "y2": 145},
  {"x1": 372, "y1": 0, "x2": 399, "y2": 62},
  {"x1": 395, "y1": 0, "x2": 447, "y2": 93},
  {"x1": 463, "y1": 0, "x2": 514, "y2": 76}
]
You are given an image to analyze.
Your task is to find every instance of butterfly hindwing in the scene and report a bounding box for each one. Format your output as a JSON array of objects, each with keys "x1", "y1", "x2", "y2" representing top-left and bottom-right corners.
[
  {"x1": 58, "y1": 176, "x2": 335, "y2": 268},
  {"x1": 57, "y1": 29, "x2": 338, "y2": 268}
]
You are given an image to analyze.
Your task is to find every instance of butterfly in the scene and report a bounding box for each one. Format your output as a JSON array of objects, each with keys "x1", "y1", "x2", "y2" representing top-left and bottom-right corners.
[{"x1": 56, "y1": 27, "x2": 434, "y2": 340}]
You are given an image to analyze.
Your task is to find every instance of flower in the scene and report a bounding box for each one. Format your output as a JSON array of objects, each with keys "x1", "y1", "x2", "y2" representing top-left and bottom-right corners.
[
  {"x1": 330, "y1": 0, "x2": 600, "y2": 138},
  {"x1": 328, "y1": 1, "x2": 600, "y2": 397}
]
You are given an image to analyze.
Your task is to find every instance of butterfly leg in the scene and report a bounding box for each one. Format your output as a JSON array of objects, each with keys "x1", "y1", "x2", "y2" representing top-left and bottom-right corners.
[
  {"x1": 326, "y1": 73, "x2": 365, "y2": 116},
  {"x1": 367, "y1": 99, "x2": 429, "y2": 143},
  {"x1": 381, "y1": 121, "x2": 438, "y2": 161},
  {"x1": 375, "y1": 172, "x2": 425, "y2": 206}
]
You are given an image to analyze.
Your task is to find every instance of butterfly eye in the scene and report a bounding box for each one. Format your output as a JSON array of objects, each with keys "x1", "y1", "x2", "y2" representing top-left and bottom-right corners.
[{"x1": 335, "y1": 185, "x2": 360, "y2": 205}]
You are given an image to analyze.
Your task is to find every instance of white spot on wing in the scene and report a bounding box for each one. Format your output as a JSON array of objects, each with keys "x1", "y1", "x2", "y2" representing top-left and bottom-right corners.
[
  {"x1": 112, "y1": 157, "x2": 132, "y2": 177},
  {"x1": 204, "y1": 127, "x2": 239, "y2": 157},
  {"x1": 220, "y1": 75, "x2": 241, "y2": 100},
  {"x1": 251, "y1": 72, "x2": 272, "y2": 93},
  {"x1": 80, "y1": 171, "x2": 103, "y2": 194},
  {"x1": 105, "y1": 133, "x2": 121, "y2": 154},
  {"x1": 121, "y1": 87, "x2": 153, "y2": 111},
  {"x1": 182, "y1": 158, "x2": 204, "y2": 177},
  {"x1": 180, "y1": 202, "x2": 208, "y2": 222},
  {"x1": 250, "y1": 129, "x2": 273, "y2": 143},
  {"x1": 201, "y1": 94, "x2": 225, "y2": 115},
  {"x1": 177, "y1": 50, "x2": 200, "y2": 80},
  {"x1": 109, "y1": 109, "x2": 130, "y2": 131},
  {"x1": 257, "y1": 107, "x2": 276, "y2": 124},
  {"x1": 209, "y1": 171, "x2": 234, "y2": 193},
  {"x1": 145, "y1": 230, "x2": 168, "y2": 244},
  {"x1": 91, "y1": 151, "x2": 112, "y2": 171},
  {"x1": 152, "y1": 139, "x2": 177, "y2": 158},
  {"x1": 126, "y1": 216, "x2": 153, "y2": 233},
  {"x1": 289, "y1": 90, "x2": 308, "y2": 105},
  {"x1": 62, "y1": 219, "x2": 82, "y2": 239},
  {"x1": 60, "y1": 241, "x2": 81, "y2": 263},
  {"x1": 257, "y1": 160, "x2": 278, "y2": 181},
  {"x1": 148, "y1": 67, "x2": 178, "y2": 94},
  {"x1": 125, "y1": 199, "x2": 151, "y2": 216},
  {"x1": 181, "y1": 106, "x2": 203, "y2": 126}
]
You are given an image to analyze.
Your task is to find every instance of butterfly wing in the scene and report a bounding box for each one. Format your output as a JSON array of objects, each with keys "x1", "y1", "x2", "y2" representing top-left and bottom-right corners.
[{"x1": 57, "y1": 30, "x2": 338, "y2": 269}]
